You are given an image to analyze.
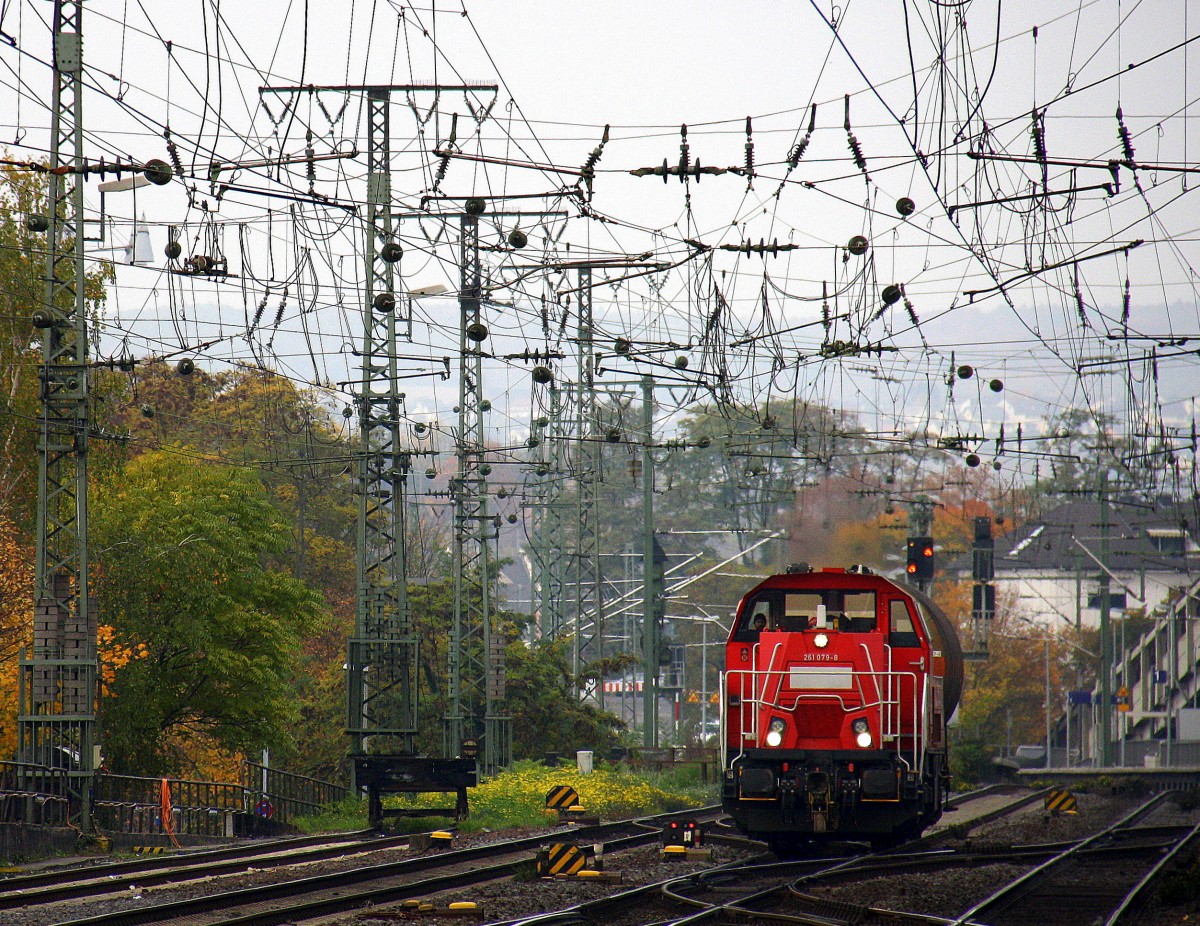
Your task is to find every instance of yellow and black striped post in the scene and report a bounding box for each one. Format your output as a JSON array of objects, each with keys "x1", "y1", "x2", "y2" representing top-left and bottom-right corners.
[
  {"x1": 536, "y1": 842, "x2": 587, "y2": 876},
  {"x1": 1044, "y1": 789, "x2": 1078, "y2": 815},
  {"x1": 545, "y1": 785, "x2": 579, "y2": 811}
]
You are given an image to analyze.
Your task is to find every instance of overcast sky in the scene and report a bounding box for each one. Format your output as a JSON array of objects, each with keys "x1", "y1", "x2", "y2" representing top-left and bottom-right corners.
[{"x1": 3, "y1": 1, "x2": 1197, "y2": 497}]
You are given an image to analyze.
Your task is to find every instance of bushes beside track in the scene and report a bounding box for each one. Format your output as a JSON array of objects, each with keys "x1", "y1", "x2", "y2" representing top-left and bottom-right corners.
[{"x1": 293, "y1": 759, "x2": 716, "y2": 834}]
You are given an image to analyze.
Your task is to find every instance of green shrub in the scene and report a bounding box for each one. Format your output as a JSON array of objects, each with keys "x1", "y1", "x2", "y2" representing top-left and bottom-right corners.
[{"x1": 292, "y1": 759, "x2": 719, "y2": 834}]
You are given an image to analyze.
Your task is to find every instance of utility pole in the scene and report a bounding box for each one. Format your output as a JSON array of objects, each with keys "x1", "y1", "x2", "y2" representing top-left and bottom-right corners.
[
  {"x1": 20, "y1": 0, "x2": 97, "y2": 834},
  {"x1": 1097, "y1": 472, "x2": 1113, "y2": 767}
]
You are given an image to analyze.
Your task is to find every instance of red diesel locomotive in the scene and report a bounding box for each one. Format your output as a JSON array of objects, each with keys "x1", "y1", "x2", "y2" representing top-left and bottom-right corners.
[{"x1": 720, "y1": 565, "x2": 963, "y2": 853}]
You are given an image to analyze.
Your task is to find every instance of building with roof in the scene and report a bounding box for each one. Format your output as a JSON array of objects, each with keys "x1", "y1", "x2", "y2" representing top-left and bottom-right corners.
[
  {"x1": 967, "y1": 498, "x2": 1200, "y2": 768},
  {"x1": 988, "y1": 497, "x2": 1200, "y2": 631}
]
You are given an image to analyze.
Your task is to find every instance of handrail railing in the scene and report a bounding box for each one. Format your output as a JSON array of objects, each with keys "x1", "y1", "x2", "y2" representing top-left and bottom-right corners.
[
  {"x1": 0, "y1": 764, "x2": 349, "y2": 836},
  {"x1": 723, "y1": 666, "x2": 928, "y2": 772},
  {"x1": 240, "y1": 761, "x2": 348, "y2": 822}
]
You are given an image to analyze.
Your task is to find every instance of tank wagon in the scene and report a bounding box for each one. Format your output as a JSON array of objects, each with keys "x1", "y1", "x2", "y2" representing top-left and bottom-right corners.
[{"x1": 720, "y1": 565, "x2": 963, "y2": 853}]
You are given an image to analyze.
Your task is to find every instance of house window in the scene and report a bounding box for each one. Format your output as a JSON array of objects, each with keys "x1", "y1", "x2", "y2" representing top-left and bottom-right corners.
[
  {"x1": 1146, "y1": 528, "x2": 1198, "y2": 555},
  {"x1": 1086, "y1": 591, "x2": 1127, "y2": 610}
]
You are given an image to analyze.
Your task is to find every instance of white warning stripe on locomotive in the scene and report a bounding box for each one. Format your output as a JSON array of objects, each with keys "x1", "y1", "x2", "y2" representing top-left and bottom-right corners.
[{"x1": 789, "y1": 667, "x2": 853, "y2": 689}]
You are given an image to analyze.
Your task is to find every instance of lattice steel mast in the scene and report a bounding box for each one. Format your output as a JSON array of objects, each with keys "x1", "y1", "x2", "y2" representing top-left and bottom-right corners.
[
  {"x1": 445, "y1": 201, "x2": 511, "y2": 775},
  {"x1": 20, "y1": 0, "x2": 97, "y2": 832},
  {"x1": 259, "y1": 81, "x2": 495, "y2": 822},
  {"x1": 572, "y1": 267, "x2": 604, "y2": 697},
  {"x1": 345, "y1": 88, "x2": 418, "y2": 766},
  {"x1": 531, "y1": 385, "x2": 568, "y2": 639}
]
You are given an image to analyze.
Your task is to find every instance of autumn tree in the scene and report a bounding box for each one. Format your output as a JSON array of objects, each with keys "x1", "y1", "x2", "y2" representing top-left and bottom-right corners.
[
  {"x1": 0, "y1": 517, "x2": 33, "y2": 758},
  {"x1": 90, "y1": 450, "x2": 325, "y2": 776},
  {"x1": 0, "y1": 161, "x2": 113, "y2": 528}
]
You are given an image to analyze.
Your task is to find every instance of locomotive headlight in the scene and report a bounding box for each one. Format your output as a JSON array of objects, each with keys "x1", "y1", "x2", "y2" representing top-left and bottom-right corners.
[
  {"x1": 813, "y1": 632, "x2": 829, "y2": 648},
  {"x1": 765, "y1": 717, "x2": 787, "y2": 747},
  {"x1": 852, "y1": 718, "x2": 873, "y2": 748}
]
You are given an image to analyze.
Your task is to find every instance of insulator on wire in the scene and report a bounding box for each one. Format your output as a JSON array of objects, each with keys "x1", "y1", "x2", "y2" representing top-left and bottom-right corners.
[
  {"x1": 905, "y1": 297, "x2": 920, "y2": 328},
  {"x1": 787, "y1": 104, "x2": 817, "y2": 169},
  {"x1": 844, "y1": 95, "x2": 868, "y2": 176},
  {"x1": 305, "y1": 130, "x2": 316, "y2": 194},
  {"x1": 251, "y1": 292, "x2": 269, "y2": 330},
  {"x1": 580, "y1": 124, "x2": 610, "y2": 197},
  {"x1": 1116, "y1": 106, "x2": 1136, "y2": 163},
  {"x1": 1032, "y1": 109, "x2": 1049, "y2": 188},
  {"x1": 744, "y1": 116, "x2": 755, "y2": 184},
  {"x1": 1031, "y1": 111, "x2": 1047, "y2": 165},
  {"x1": 164, "y1": 127, "x2": 185, "y2": 178}
]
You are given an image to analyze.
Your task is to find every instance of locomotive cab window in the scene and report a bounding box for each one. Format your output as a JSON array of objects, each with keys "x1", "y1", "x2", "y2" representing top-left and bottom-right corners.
[
  {"x1": 889, "y1": 599, "x2": 921, "y2": 647},
  {"x1": 841, "y1": 591, "x2": 877, "y2": 632},
  {"x1": 734, "y1": 596, "x2": 774, "y2": 640},
  {"x1": 772, "y1": 589, "x2": 877, "y2": 631},
  {"x1": 783, "y1": 592, "x2": 822, "y2": 631}
]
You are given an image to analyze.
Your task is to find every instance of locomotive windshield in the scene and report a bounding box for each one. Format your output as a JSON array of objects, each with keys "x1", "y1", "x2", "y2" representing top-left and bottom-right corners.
[{"x1": 735, "y1": 588, "x2": 878, "y2": 636}]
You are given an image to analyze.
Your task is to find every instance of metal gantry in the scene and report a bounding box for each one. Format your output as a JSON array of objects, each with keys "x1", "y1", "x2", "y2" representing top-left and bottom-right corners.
[
  {"x1": 20, "y1": 0, "x2": 98, "y2": 832},
  {"x1": 258, "y1": 81, "x2": 497, "y2": 819}
]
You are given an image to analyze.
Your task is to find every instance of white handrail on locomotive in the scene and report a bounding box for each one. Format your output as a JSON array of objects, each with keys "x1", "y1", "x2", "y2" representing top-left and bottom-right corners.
[
  {"x1": 720, "y1": 650, "x2": 929, "y2": 774},
  {"x1": 724, "y1": 669, "x2": 926, "y2": 771}
]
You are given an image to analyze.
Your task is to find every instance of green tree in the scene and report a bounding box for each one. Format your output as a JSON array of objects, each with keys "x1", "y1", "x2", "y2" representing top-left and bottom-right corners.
[
  {"x1": 91, "y1": 450, "x2": 325, "y2": 775},
  {"x1": 503, "y1": 637, "x2": 622, "y2": 759},
  {"x1": 1029, "y1": 408, "x2": 1134, "y2": 501}
]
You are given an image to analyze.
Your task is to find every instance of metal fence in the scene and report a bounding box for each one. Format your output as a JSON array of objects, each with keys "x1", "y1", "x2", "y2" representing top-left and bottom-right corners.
[
  {"x1": 240, "y1": 761, "x2": 348, "y2": 823},
  {"x1": 0, "y1": 762, "x2": 347, "y2": 837},
  {"x1": 0, "y1": 761, "x2": 71, "y2": 826},
  {"x1": 93, "y1": 773, "x2": 250, "y2": 838}
]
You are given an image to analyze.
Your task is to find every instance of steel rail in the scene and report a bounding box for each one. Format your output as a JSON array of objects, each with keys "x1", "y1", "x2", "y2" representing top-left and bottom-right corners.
[
  {"x1": 44, "y1": 807, "x2": 722, "y2": 926},
  {"x1": 947, "y1": 791, "x2": 1172, "y2": 926}
]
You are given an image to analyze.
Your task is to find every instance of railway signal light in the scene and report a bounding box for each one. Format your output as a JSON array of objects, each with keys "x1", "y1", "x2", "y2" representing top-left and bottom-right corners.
[{"x1": 906, "y1": 536, "x2": 935, "y2": 580}]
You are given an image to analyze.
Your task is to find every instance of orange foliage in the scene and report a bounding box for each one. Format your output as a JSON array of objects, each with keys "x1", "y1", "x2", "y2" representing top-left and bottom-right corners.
[
  {"x1": 97, "y1": 624, "x2": 148, "y2": 697},
  {"x1": 0, "y1": 517, "x2": 32, "y2": 760},
  {"x1": 164, "y1": 731, "x2": 244, "y2": 783}
]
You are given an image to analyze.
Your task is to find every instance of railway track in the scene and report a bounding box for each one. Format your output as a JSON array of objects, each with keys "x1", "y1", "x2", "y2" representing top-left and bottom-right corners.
[
  {"x1": 0, "y1": 829, "x2": 394, "y2": 909},
  {"x1": 17, "y1": 787, "x2": 1168, "y2": 926},
  {"x1": 946, "y1": 791, "x2": 1200, "y2": 926},
  {"x1": 486, "y1": 787, "x2": 1054, "y2": 926},
  {"x1": 495, "y1": 787, "x2": 1198, "y2": 926},
  {"x1": 692, "y1": 789, "x2": 1200, "y2": 926},
  {"x1": 9, "y1": 807, "x2": 725, "y2": 926}
]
